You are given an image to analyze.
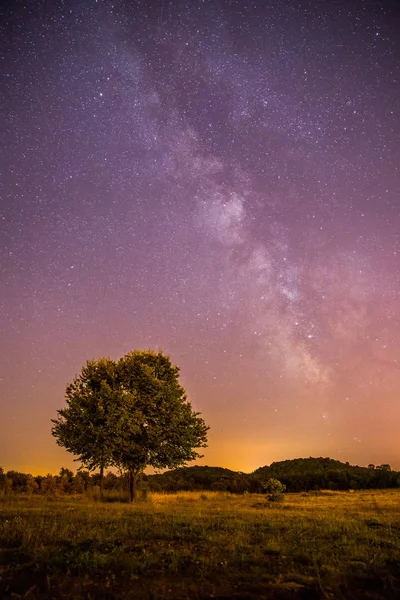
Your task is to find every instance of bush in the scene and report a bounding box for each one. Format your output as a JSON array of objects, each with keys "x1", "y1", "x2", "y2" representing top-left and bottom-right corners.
[{"x1": 263, "y1": 478, "x2": 286, "y2": 502}]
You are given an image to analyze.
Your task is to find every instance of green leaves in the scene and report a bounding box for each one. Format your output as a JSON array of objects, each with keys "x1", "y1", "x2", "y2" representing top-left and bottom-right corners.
[{"x1": 51, "y1": 350, "x2": 209, "y2": 498}]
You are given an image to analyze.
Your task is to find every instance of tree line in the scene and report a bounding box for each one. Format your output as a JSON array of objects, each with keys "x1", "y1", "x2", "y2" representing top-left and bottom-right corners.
[
  {"x1": 146, "y1": 460, "x2": 400, "y2": 493},
  {"x1": 1, "y1": 459, "x2": 399, "y2": 497}
]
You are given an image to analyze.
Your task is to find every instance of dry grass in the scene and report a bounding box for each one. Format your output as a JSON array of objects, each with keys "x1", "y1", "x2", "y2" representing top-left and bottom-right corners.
[{"x1": 1, "y1": 489, "x2": 400, "y2": 599}]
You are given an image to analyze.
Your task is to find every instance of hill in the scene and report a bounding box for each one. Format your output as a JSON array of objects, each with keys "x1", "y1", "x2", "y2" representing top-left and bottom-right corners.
[
  {"x1": 253, "y1": 457, "x2": 398, "y2": 491},
  {"x1": 145, "y1": 457, "x2": 399, "y2": 493},
  {"x1": 145, "y1": 465, "x2": 248, "y2": 493}
]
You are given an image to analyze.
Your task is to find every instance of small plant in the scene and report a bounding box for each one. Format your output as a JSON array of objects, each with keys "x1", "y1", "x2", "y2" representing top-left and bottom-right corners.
[
  {"x1": 263, "y1": 478, "x2": 286, "y2": 502},
  {"x1": 365, "y1": 518, "x2": 384, "y2": 528}
]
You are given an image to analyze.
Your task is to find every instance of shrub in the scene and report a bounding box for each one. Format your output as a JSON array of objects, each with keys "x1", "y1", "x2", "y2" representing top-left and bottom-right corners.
[
  {"x1": 263, "y1": 478, "x2": 286, "y2": 502},
  {"x1": 41, "y1": 474, "x2": 57, "y2": 496}
]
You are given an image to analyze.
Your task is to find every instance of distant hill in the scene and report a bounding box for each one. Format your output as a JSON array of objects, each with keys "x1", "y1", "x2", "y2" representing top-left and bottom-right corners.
[
  {"x1": 253, "y1": 456, "x2": 350, "y2": 477},
  {"x1": 252, "y1": 457, "x2": 398, "y2": 491},
  {"x1": 145, "y1": 458, "x2": 399, "y2": 493},
  {"x1": 145, "y1": 465, "x2": 247, "y2": 492}
]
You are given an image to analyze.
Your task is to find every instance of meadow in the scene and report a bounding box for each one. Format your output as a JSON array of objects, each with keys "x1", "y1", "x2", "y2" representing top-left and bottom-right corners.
[{"x1": 1, "y1": 489, "x2": 399, "y2": 599}]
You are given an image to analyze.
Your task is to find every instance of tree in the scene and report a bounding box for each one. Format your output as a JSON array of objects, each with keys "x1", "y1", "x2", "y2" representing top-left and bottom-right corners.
[
  {"x1": 26, "y1": 474, "x2": 39, "y2": 494},
  {"x1": 41, "y1": 474, "x2": 57, "y2": 496},
  {"x1": 51, "y1": 357, "x2": 123, "y2": 497},
  {"x1": 0, "y1": 467, "x2": 5, "y2": 493},
  {"x1": 110, "y1": 350, "x2": 209, "y2": 501},
  {"x1": 263, "y1": 478, "x2": 286, "y2": 502},
  {"x1": 6, "y1": 471, "x2": 28, "y2": 493},
  {"x1": 52, "y1": 350, "x2": 209, "y2": 501},
  {"x1": 57, "y1": 468, "x2": 75, "y2": 493}
]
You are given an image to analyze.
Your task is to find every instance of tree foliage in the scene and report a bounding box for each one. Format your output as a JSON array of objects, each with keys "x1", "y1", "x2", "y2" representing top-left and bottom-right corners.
[
  {"x1": 51, "y1": 350, "x2": 209, "y2": 500},
  {"x1": 252, "y1": 457, "x2": 398, "y2": 492},
  {"x1": 263, "y1": 477, "x2": 286, "y2": 501},
  {"x1": 0, "y1": 467, "x2": 5, "y2": 491},
  {"x1": 51, "y1": 357, "x2": 120, "y2": 493}
]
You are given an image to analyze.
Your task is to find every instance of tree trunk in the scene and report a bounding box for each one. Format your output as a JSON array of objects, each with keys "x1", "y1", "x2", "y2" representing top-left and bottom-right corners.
[
  {"x1": 100, "y1": 464, "x2": 104, "y2": 500},
  {"x1": 128, "y1": 470, "x2": 139, "y2": 503}
]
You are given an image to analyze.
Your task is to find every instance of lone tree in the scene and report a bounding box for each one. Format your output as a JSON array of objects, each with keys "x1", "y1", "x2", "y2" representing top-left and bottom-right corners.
[
  {"x1": 51, "y1": 350, "x2": 209, "y2": 501},
  {"x1": 263, "y1": 478, "x2": 286, "y2": 502}
]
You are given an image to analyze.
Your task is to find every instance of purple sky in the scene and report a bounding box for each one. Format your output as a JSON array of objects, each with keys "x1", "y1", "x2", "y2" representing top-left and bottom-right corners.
[{"x1": 1, "y1": 0, "x2": 399, "y2": 474}]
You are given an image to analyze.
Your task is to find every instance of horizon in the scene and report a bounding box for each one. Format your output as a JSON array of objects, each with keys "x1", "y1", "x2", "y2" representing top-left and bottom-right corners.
[{"x1": 2, "y1": 454, "x2": 397, "y2": 479}]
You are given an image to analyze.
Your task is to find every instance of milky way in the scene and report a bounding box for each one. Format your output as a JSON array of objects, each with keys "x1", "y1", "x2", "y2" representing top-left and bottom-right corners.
[{"x1": 1, "y1": 0, "x2": 399, "y2": 473}]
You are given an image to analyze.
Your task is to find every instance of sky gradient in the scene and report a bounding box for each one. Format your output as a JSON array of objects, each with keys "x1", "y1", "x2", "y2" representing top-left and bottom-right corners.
[{"x1": 1, "y1": 0, "x2": 399, "y2": 475}]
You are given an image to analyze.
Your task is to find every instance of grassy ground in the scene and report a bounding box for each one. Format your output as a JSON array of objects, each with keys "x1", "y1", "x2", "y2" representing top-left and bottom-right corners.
[{"x1": 0, "y1": 489, "x2": 400, "y2": 599}]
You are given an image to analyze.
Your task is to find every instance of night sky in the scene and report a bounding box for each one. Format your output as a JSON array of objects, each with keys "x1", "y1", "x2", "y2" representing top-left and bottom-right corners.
[{"x1": 2, "y1": 0, "x2": 399, "y2": 475}]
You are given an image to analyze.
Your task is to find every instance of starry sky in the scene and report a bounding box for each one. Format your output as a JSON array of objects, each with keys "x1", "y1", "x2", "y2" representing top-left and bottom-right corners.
[{"x1": 1, "y1": 0, "x2": 399, "y2": 475}]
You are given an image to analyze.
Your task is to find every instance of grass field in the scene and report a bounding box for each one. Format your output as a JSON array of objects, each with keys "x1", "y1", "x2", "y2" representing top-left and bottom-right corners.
[{"x1": 1, "y1": 489, "x2": 400, "y2": 599}]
